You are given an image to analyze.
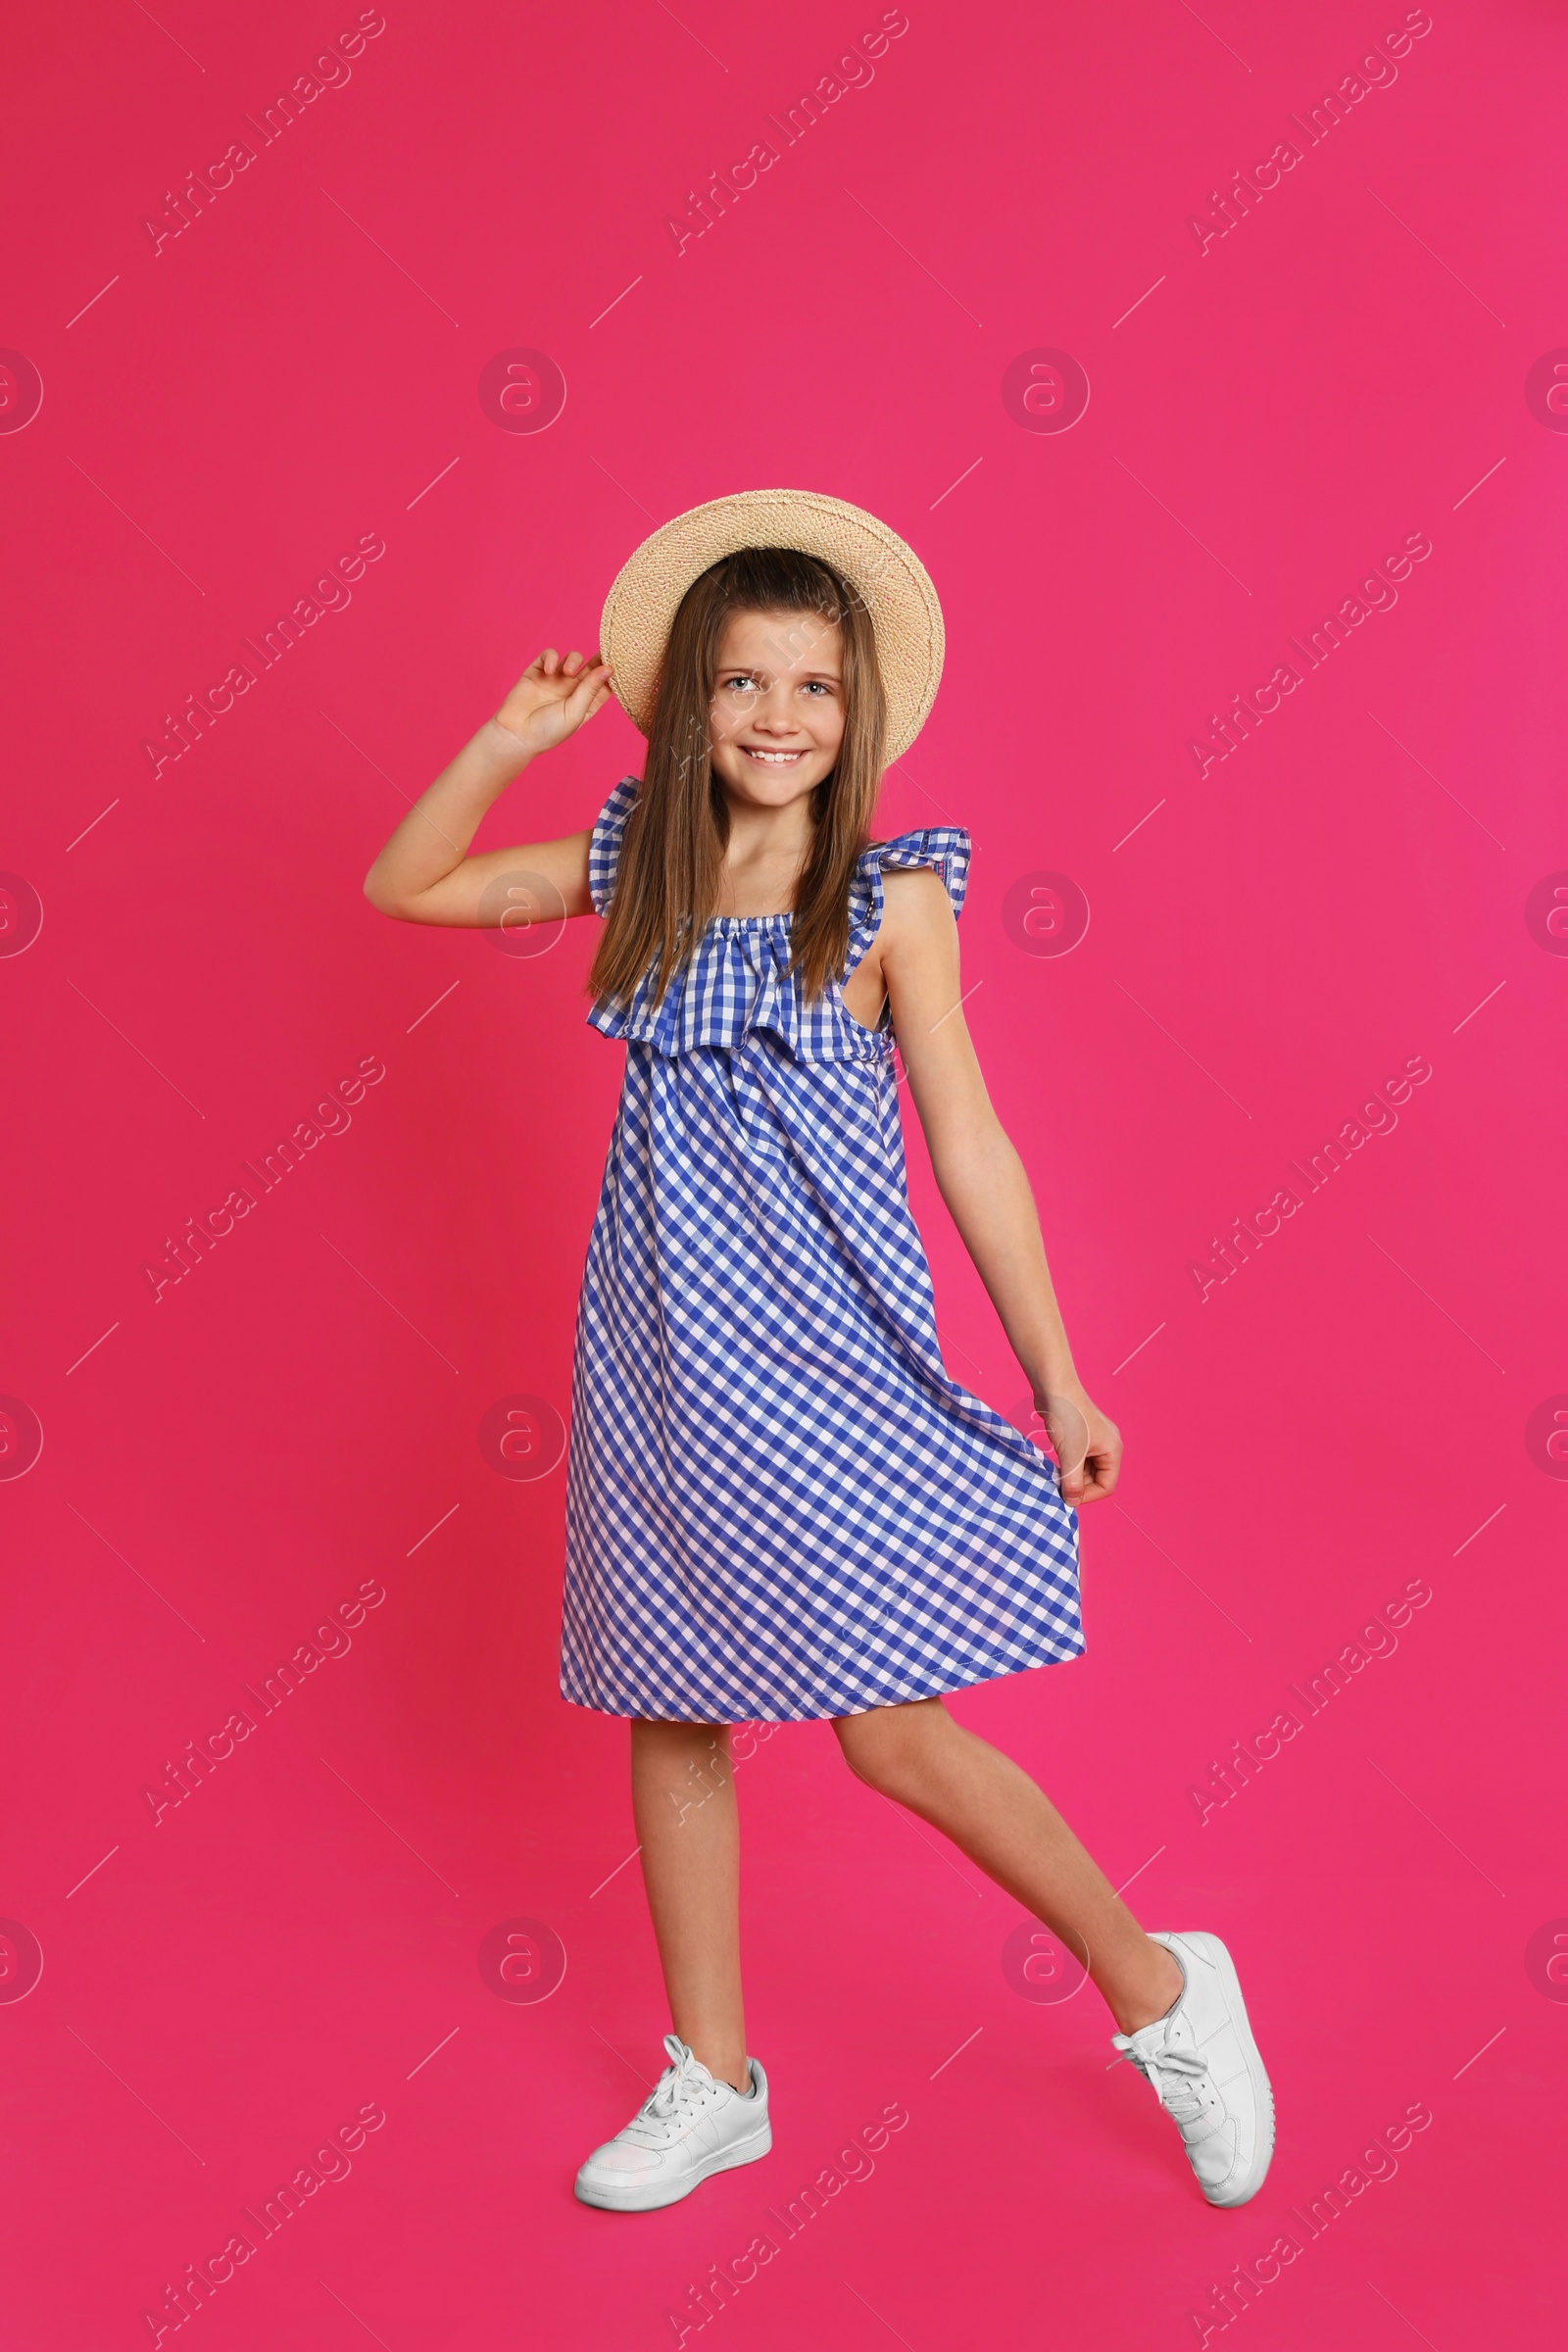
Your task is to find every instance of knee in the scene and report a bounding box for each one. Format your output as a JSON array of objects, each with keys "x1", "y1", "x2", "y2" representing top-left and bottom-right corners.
[
  {"x1": 632, "y1": 1718, "x2": 730, "y2": 1785},
  {"x1": 633, "y1": 1717, "x2": 729, "y2": 1753},
  {"x1": 833, "y1": 1716, "x2": 879, "y2": 1788},
  {"x1": 833, "y1": 1702, "x2": 944, "y2": 1797}
]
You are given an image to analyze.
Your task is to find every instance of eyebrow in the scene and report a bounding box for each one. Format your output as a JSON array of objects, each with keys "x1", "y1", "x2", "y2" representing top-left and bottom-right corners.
[{"x1": 719, "y1": 665, "x2": 841, "y2": 681}]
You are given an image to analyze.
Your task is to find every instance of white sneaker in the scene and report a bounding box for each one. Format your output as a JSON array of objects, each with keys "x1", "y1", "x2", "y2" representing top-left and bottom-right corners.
[
  {"x1": 573, "y1": 2034, "x2": 772, "y2": 2212},
  {"x1": 1111, "y1": 1931, "x2": 1274, "y2": 2207}
]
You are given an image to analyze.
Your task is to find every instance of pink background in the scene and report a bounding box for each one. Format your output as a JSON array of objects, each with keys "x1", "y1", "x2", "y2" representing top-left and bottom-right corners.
[{"x1": 2, "y1": 1, "x2": 1563, "y2": 2343}]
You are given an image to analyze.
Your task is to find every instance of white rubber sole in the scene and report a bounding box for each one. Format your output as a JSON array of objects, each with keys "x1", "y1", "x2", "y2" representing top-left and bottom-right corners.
[
  {"x1": 573, "y1": 2116, "x2": 773, "y2": 2213},
  {"x1": 1176, "y1": 1930, "x2": 1276, "y2": 2207}
]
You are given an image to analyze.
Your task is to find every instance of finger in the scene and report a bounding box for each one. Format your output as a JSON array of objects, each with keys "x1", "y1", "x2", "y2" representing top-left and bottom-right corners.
[
  {"x1": 1060, "y1": 1443, "x2": 1112, "y2": 1503},
  {"x1": 562, "y1": 650, "x2": 584, "y2": 673},
  {"x1": 539, "y1": 648, "x2": 559, "y2": 674},
  {"x1": 1079, "y1": 1454, "x2": 1119, "y2": 1502}
]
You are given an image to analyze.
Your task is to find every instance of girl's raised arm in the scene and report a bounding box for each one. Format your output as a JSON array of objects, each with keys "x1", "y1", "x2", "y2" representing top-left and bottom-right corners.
[{"x1": 363, "y1": 649, "x2": 613, "y2": 925}]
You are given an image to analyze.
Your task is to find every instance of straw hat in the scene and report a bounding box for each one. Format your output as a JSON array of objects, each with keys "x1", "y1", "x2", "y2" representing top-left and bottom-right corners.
[{"x1": 599, "y1": 489, "x2": 945, "y2": 763}]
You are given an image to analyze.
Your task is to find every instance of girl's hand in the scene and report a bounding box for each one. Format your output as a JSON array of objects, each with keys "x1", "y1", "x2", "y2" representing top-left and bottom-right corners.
[
  {"x1": 1035, "y1": 1386, "x2": 1122, "y2": 1506},
  {"x1": 493, "y1": 648, "x2": 613, "y2": 758}
]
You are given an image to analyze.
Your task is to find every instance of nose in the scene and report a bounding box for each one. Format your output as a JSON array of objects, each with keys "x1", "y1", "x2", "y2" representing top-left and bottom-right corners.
[{"x1": 751, "y1": 680, "x2": 804, "y2": 734}]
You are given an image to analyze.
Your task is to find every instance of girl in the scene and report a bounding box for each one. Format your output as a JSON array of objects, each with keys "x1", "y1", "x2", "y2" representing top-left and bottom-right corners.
[{"x1": 364, "y1": 490, "x2": 1273, "y2": 2215}]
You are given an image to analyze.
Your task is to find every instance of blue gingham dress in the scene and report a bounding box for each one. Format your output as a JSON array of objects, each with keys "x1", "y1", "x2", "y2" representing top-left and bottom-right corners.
[{"x1": 559, "y1": 775, "x2": 1083, "y2": 1722}]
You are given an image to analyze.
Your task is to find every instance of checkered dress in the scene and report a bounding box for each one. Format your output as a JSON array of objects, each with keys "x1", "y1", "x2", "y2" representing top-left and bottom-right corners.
[{"x1": 559, "y1": 775, "x2": 1083, "y2": 1722}]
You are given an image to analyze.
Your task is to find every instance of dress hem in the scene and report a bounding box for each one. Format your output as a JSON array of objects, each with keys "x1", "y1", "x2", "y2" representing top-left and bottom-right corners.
[{"x1": 557, "y1": 1630, "x2": 1086, "y2": 1725}]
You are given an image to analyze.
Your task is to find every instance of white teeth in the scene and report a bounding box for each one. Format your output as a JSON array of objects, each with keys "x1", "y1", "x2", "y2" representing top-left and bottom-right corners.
[{"x1": 745, "y1": 749, "x2": 803, "y2": 763}]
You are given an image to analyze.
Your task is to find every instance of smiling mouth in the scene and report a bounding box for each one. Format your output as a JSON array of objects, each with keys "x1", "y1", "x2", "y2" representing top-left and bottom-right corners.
[{"x1": 740, "y1": 747, "x2": 808, "y2": 765}]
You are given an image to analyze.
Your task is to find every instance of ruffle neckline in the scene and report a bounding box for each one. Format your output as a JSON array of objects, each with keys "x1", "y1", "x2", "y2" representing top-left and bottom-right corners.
[{"x1": 584, "y1": 775, "x2": 969, "y2": 1064}]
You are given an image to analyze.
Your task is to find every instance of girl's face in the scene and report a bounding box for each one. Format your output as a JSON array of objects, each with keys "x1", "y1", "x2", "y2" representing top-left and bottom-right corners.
[{"x1": 707, "y1": 608, "x2": 846, "y2": 809}]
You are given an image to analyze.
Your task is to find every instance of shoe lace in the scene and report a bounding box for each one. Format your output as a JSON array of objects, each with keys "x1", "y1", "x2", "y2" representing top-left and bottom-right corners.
[
  {"x1": 629, "y1": 2034, "x2": 721, "y2": 2139},
  {"x1": 1110, "y1": 2031, "x2": 1210, "y2": 2125}
]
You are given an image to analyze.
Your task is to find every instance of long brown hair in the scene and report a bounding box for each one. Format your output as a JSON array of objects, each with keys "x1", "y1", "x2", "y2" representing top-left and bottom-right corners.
[{"x1": 587, "y1": 547, "x2": 887, "y2": 1010}]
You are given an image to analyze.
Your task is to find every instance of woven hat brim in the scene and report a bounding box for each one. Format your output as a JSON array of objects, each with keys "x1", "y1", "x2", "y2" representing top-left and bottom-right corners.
[{"x1": 599, "y1": 489, "x2": 944, "y2": 765}]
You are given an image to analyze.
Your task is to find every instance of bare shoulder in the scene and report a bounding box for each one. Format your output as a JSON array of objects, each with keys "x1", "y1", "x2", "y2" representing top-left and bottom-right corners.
[
  {"x1": 879, "y1": 862, "x2": 955, "y2": 931},
  {"x1": 878, "y1": 864, "x2": 957, "y2": 967}
]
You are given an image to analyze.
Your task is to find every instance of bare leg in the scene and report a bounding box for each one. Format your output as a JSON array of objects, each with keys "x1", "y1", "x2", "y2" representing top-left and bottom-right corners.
[
  {"x1": 629, "y1": 1720, "x2": 750, "y2": 2091},
  {"x1": 833, "y1": 1696, "x2": 1182, "y2": 2034}
]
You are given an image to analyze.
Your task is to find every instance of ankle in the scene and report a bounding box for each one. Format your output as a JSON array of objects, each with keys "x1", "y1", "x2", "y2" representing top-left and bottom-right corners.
[
  {"x1": 688, "y1": 2043, "x2": 750, "y2": 2094},
  {"x1": 1110, "y1": 1941, "x2": 1185, "y2": 2035}
]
